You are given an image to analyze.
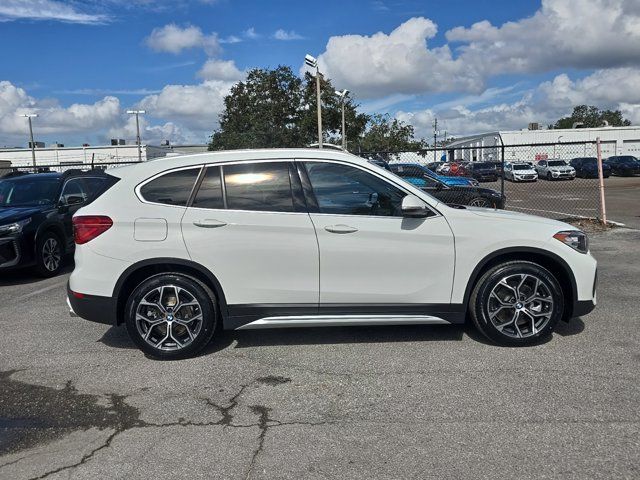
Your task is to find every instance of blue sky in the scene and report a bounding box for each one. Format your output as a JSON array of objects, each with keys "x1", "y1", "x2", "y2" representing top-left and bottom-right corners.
[{"x1": 0, "y1": 0, "x2": 638, "y2": 146}]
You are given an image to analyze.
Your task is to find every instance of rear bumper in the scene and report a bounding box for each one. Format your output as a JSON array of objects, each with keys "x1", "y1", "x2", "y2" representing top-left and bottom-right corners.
[{"x1": 67, "y1": 282, "x2": 117, "y2": 325}]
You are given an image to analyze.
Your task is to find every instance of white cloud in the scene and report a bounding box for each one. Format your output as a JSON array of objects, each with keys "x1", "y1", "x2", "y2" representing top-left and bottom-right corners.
[
  {"x1": 197, "y1": 59, "x2": 244, "y2": 81},
  {"x1": 0, "y1": 81, "x2": 123, "y2": 137},
  {"x1": 273, "y1": 29, "x2": 304, "y2": 41},
  {"x1": 220, "y1": 35, "x2": 242, "y2": 44},
  {"x1": 0, "y1": 0, "x2": 109, "y2": 24},
  {"x1": 447, "y1": 0, "x2": 640, "y2": 74},
  {"x1": 138, "y1": 80, "x2": 236, "y2": 130},
  {"x1": 398, "y1": 68, "x2": 640, "y2": 138},
  {"x1": 314, "y1": 0, "x2": 640, "y2": 99},
  {"x1": 312, "y1": 17, "x2": 479, "y2": 99},
  {"x1": 145, "y1": 24, "x2": 220, "y2": 56},
  {"x1": 243, "y1": 27, "x2": 259, "y2": 39}
]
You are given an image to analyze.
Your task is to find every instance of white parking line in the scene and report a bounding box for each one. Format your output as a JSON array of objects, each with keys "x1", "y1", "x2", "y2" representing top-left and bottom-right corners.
[{"x1": 13, "y1": 281, "x2": 67, "y2": 303}]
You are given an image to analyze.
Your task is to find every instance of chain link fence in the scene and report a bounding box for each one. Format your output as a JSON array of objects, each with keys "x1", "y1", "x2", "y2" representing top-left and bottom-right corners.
[
  {"x1": 364, "y1": 141, "x2": 607, "y2": 222},
  {"x1": 1, "y1": 160, "x2": 142, "y2": 177},
  {"x1": 1, "y1": 143, "x2": 609, "y2": 222}
]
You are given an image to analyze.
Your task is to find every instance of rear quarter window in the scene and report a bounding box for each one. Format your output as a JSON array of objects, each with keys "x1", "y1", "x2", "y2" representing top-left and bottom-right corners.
[{"x1": 140, "y1": 168, "x2": 200, "y2": 206}]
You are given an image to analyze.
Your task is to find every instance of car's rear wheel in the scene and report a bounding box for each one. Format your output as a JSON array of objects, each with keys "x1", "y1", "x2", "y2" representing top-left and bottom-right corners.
[
  {"x1": 34, "y1": 231, "x2": 64, "y2": 277},
  {"x1": 125, "y1": 273, "x2": 217, "y2": 359},
  {"x1": 469, "y1": 261, "x2": 564, "y2": 346}
]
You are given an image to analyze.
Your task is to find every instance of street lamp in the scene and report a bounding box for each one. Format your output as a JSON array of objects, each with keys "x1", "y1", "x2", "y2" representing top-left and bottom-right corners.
[
  {"x1": 19, "y1": 113, "x2": 38, "y2": 168},
  {"x1": 335, "y1": 89, "x2": 349, "y2": 150},
  {"x1": 305, "y1": 54, "x2": 323, "y2": 149},
  {"x1": 554, "y1": 135, "x2": 564, "y2": 158},
  {"x1": 126, "y1": 110, "x2": 146, "y2": 162}
]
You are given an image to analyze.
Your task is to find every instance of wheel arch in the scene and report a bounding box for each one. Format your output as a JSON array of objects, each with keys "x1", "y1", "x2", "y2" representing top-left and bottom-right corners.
[
  {"x1": 112, "y1": 258, "x2": 228, "y2": 326},
  {"x1": 463, "y1": 247, "x2": 578, "y2": 321}
]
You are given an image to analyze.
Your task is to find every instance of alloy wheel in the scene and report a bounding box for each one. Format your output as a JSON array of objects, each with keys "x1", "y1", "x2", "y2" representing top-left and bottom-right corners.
[
  {"x1": 487, "y1": 273, "x2": 555, "y2": 339},
  {"x1": 42, "y1": 238, "x2": 62, "y2": 272},
  {"x1": 135, "y1": 285, "x2": 204, "y2": 351},
  {"x1": 469, "y1": 198, "x2": 490, "y2": 207}
]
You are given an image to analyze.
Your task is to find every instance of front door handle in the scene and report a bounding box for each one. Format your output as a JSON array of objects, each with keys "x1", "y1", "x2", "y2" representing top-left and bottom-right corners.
[
  {"x1": 193, "y1": 219, "x2": 227, "y2": 228},
  {"x1": 325, "y1": 224, "x2": 358, "y2": 234}
]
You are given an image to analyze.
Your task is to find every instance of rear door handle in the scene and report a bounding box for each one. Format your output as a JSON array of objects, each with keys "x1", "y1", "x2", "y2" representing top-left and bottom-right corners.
[
  {"x1": 325, "y1": 224, "x2": 358, "y2": 234},
  {"x1": 193, "y1": 219, "x2": 227, "y2": 228}
]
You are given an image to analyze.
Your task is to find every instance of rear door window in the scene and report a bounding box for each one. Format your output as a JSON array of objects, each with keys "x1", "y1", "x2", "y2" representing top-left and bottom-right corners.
[
  {"x1": 140, "y1": 168, "x2": 200, "y2": 206},
  {"x1": 223, "y1": 162, "x2": 294, "y2": 212}
]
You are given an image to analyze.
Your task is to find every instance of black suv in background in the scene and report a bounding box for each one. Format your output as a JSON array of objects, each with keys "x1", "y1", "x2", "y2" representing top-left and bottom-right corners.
[
  {"x1": 464, "y1": 162, "x2": 499, "y2": 182},
  {"x1": 569, "y1": 157, "x2": 612, "y2": 178},
  {"x1": 605, "y1": 155, "x2": 640, "y2": 176},
  {"x1": 0, "y1": 170, "x2": 115, "y2": 276}
]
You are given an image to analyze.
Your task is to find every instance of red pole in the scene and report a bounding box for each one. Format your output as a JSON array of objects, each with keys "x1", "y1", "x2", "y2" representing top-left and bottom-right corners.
[{"x1": 596, "y1": 137, "x2": 607, "y2": 225}]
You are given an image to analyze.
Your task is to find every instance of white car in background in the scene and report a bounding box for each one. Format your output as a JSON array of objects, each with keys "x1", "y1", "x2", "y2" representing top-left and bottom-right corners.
[
  {"x1": 67, "y1": 149, "x2": 597, "y2": 359},
  {"x1": 504, "y1": 162, "x2": 538, "y2": 182},
  {"x1": 535, "y1": 159, "x2": 576, "y2": 180}
]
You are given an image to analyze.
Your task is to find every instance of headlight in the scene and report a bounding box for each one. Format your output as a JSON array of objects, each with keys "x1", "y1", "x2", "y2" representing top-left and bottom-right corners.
[
  {"x1": 553, "y1": 230, "x2": 588, "y2": 254},
  {"x1": 0, "y1": 218, "x2": 31, "y2": 235}
]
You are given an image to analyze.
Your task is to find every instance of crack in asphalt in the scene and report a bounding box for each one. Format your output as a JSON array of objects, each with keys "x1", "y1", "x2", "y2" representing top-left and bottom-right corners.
[{"x1": 1, "y1": 371, "x2": 332, "y2": 480}]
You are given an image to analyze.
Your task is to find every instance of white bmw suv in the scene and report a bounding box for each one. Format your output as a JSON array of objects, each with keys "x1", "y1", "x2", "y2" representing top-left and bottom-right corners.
[{"x1": 68, "y1": 149, "x2": 597, "y2": 359}]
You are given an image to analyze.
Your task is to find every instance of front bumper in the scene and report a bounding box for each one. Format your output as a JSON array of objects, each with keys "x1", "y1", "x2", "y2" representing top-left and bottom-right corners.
[
  {"x1": 0, "y1": 236, "x2": 21, "y2": 268},
  {"x1": 551, "y1": 171, "x2": 576, "y2": 179},
  {"x1": 67, "y1": 282, "x2": 117, "y2": 325}
]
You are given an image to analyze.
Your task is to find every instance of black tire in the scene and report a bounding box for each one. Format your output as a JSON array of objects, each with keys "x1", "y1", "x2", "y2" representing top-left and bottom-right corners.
[
  {"x1": 34, "y1": 231, "x2": 64, "y2": 277},
  {"x1": 469, "y1": 261, "x2": 564, "y2": 346},
  {"x1": 468, "y1": 197, "x2": 490, "y2": 208},
  {"x1": 125, "y1": 273, "x2": 217, "y2": 359},
  {"x1": 546, "y1": 172, "x2": 552, "y2": 180}
]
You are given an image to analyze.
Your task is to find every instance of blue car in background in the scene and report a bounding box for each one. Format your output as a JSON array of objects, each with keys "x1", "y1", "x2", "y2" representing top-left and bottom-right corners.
[{"x1": 389, "y1": 163, "x2": 479, "y2": 187}]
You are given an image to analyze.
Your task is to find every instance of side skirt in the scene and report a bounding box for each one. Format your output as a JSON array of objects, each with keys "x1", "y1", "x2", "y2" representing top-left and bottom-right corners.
[
  {"x1": 236, "y1": 315, "x2": 451, "y2": 330},
  {"x1": 225, "y1": 304, "x2": 466, "y2": 330}
]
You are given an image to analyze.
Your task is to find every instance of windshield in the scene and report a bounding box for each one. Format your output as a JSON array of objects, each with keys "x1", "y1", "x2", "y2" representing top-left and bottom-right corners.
[
  {"x1": 0, "y1": 177, "x2": 60, "y2": 207},
  {"x1": 473, "y1": 163, "x2": 494, "y2": 169},
  {"x1": 513, "y1": 164, "x2": 531, "y2": 170},
  {"x1": 548, "y1": 161, "x2": 566, "y2": 167}
]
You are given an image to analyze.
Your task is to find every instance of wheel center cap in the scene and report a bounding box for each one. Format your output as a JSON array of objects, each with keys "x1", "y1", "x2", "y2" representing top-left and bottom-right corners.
[
  {"x1": 167, "y1": 315, "x2": 174, "y2": 321},
  {"x1": 515, "y1": 302, "x2": 524, "y2": 309}
]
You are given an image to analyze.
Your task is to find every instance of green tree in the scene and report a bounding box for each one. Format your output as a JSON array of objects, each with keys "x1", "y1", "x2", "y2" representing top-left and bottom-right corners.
[
  {"x1": 552, "y1": 105, "x2": 632, "y2": 129},
  {"x1": 357, "y1": 114, "x2": 427, "y2": 155},
  {"x1": 209, "y1": 66, "x2": 304, "y2": 150},
  {"x1": 209, "y1": 66, "x2": 368, "y2": 150}
]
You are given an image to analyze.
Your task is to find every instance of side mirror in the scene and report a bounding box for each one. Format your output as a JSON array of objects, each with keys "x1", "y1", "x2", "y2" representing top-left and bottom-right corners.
[{"x1": 401, "y1": 194, "x2": 430, "y2": 218}]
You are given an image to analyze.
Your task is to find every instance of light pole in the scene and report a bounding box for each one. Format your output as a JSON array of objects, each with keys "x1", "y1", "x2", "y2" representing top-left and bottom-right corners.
[
  {"x1": 554, "y1": 135, "x2": 563, "y2": 159},
  {"x1": 126, "y1": 110, "x2": 146, "y2": 162},
  {"x1": 335, "y1": 89, "x2": 349, "y2": 150},
  {"x1": 20, "y1": 113, "x2": 38, "y2": 168},
  {"x1": 305, "y1": 54, "x2": 323, "y2": 148}
]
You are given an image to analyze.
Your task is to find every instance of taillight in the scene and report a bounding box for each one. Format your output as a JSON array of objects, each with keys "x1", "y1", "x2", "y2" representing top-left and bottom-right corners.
[{"x1": 73, "y1": 216, "x2": 113, "y2": 245}]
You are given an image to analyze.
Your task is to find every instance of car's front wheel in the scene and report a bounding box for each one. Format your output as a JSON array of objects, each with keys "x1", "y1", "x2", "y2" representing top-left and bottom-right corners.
[
  {"x1": 469, "y1": 261, "x2": 564, "y2": 346},
  {"x1": 125, "y1": 273, "x2": 217, "y2": 359},
  {"x1": 34, "y1": 231, "x2": 64, "y2": 277}
]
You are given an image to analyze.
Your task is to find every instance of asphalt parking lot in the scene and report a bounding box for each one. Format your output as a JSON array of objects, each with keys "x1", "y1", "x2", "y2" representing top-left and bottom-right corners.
[{"x1": 0, "y1": 227, "x2": 638, "y2": 479}]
